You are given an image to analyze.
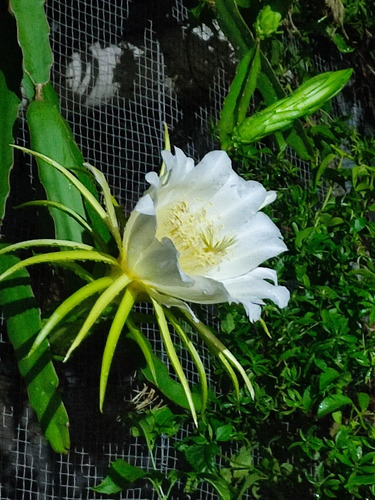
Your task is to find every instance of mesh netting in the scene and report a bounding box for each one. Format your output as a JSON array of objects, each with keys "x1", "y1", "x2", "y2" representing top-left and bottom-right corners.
[
  {"x1": 0, "y1": 1, "x2": 362, "y2": 498},
  {"x1": 0, "y1": 2, "x2": 238, "y2": 498}
]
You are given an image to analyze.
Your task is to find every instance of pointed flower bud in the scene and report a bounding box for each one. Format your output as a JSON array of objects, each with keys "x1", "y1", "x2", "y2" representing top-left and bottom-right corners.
[{"x1": 234, "y1": 68, "x2": 353, "y2": 144}]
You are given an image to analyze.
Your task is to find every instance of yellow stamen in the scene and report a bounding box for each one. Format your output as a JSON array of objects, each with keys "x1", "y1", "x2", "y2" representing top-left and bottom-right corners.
[{"x1": 155, "y1": 201, "x2": 235, "y2": 274}]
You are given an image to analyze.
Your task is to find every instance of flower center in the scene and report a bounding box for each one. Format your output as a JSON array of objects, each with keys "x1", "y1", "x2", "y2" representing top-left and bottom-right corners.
[{"x1": 155, "y1": 201, "x2": 235, "y2": 274}]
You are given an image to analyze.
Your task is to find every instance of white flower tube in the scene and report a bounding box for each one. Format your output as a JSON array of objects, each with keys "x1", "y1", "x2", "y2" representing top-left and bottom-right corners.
[{"x1": 122, "y1": 147, "x2": 289, "y2": 321}]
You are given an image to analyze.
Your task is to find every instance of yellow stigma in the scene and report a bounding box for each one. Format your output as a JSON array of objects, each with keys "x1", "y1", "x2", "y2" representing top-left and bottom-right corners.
[{"x1": 155, "y1": 201, "x2": 235, "y2": 274}]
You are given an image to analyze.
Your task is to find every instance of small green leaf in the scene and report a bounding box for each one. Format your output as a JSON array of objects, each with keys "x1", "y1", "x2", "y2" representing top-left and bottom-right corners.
[
  {"x1": 255, "y1": 5, "x2": 282, "y2": 39},
  {"x1": 93, "y1": 459, "x2": 147, "y2": 494},
  {"x1": 351, "y1": 217, "x2": 367, "y2": 233},
  {"x1": 215, "y1": 424, "x2": 233, "y2": 442},
  {"x1": 317, "y1": 394, "x2": 353, "y2": 418},
  {"x1": 319, "y1": 367, "x2": 340, "y2": 391},
  {"x1": 199, "y1": 473, "x2": 232, "y2": 500},
  {"x1": 357, "y1": 392, "x2": 370, "y2": 412},
  {"x1": 140, "y1": 347, "x2": 203, "y2": 412},
  {"x1": 347, "y1": 473, "x2": 375, "y2": 488}
]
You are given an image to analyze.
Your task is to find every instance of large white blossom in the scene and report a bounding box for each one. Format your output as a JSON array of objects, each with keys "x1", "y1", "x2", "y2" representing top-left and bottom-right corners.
[
  {"x1": 122, "y1": 147, "x2": 289, "y2": 321},
  {"x1": 0, "y1": 145, "x2": 290, "y2": 422}
]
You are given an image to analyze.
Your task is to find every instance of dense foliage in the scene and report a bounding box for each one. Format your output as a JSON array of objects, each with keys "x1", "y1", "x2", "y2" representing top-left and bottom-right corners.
[{"x1": 96, "y1": 2, "x2": 375, "y2": 498}]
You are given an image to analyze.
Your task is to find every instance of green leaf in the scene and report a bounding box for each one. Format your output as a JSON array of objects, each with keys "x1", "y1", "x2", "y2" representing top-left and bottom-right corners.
[
  {"x1": 100, "y1": 287, "x2": 135, "y2": 411},
  {"x1": 199, "y1": 473, "x2": 232, "y2": 500},
  {"x1": 152, "y1": 299, "x2": 198, "y2": 425},
  {"x1": 165, "y1": 309, "x2": 208, "y2": 415},
  {"x1": 91, "y1": 474, "x2": 123, "y2": 495},
  {"x1": 315, "y1": 153, "x2": 337, "y2": 185},
  {"x1": 29, "y1": 276, "x2": 113, "y2": 355},
  {"x1": 215, "y1": 424, "x2": 233, "y2": 441},
  {"x1": 10, "y1": 0, "x2": 53, "y2": 85},
  {"x1": 317, "y1": 394, "x2": 353, "y2": 418},
  {"x1": 16, "y1": 144, "x2": 112, "y2": 248},
  {"x1": 0, "y1": 247, "x2": 70, "y2": 453},
  {"x1": 185, "y1": 443, "x2": 220, "y2": 473},
  {"x1": 351, "y1": 217, "x2": 367, "y2": 233},
  {"x1": 93, "y1": 459, "x2": 148, "y2": 494},
  {"x1": 319, "y1": 367, "x2": 340, "y2": 391},
  {"x1": 286, "y1": 129, "x2": 312, "y2": 161},
  {"x1": 111, "y1": 458, "x2": 148, "y2": 482},
  {"x1": 64, "y1": 273, "x2": 131, "y2": 362},
  {"x1": 25, "y1": 102, "x2": 107, "y2": 243},
  {"x1": 347, "y1": 473, "x2": 375, "y2": 488},
  {"x1": 357, "y1": 392, "x2": 370, "y2": 412},
  {"x1": 330, "y1": 32, "x2": 355, "y2": 54}
]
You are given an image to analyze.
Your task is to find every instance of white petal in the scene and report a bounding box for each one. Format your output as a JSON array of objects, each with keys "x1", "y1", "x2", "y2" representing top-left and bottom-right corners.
[
  {"x1": 147, "y1": 273, "x2": 229, "y2": 305},
  {"x1": 145, "y1": 171, "x2": 160, "y2": 189},
  {"x1": 223, "y1": 269, "x2": 290, "y2": 322},
  {"x1": 209, "y1": 212, "x2": 287, "y2": 279},
  {"x1": 131, "y1": 236, "x2": 192, "y2": 286},
  {"x1": 157, "y1": 150, "x2": 234, "y2": 209},
  {"x1": 161, "y1": 148, "x2": 194, "y2": 182},
  {"x1": 135, "y1": 193, "x2": 155, "y2": 215},
  {"x1": 123, "y1": 209, "x2": 157, "y2": 261},
  {"x1": 207, "y1": 180, "x2": 275, "y2": 229},
  {"x1": 259, "y1": 190, "x2": 277, "y2": 209}
]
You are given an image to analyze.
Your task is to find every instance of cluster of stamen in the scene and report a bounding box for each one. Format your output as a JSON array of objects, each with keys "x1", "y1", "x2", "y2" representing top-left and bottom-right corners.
[{"x1": 155, "y1": 200, "x2": 235, "y2": 275}]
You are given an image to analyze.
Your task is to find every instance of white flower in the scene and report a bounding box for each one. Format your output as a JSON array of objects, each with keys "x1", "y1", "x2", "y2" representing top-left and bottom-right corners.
[
  {"x1": 1, "y1": 145, "x2": 290, "y2": 422},
  {"x1": 122, "y1": 147, "x2": 289, "y2": 321}
]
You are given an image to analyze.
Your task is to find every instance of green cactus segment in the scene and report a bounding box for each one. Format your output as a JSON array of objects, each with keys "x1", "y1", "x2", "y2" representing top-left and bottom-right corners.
[
  {"x1": 219, "y1": 45, "x2": 261, "y2": 149},
  {"x1": 26, "y1": 102, "x2": 112, "y2": 246},
  {"x1": 0, "y1": 247, "x2": 70, "y2": 454},
  {"x1": 10, "y1": 0, "x2": 53, "y2": 85},
  {"x1": 0, "y1": 71, "x2": 20, "y2": 224},
  {"x1": 26, "y1": 100, "x2": 89, "y2": 242},
  {"x1": 234, "y1": 69, "x2": 353, "y2": 144},
  {"x1": 0, "y1": 10, "x2": 22, "y2": 224},
  {"x1": 214, "y1": 0, "x2": 254, "y2": 55}
]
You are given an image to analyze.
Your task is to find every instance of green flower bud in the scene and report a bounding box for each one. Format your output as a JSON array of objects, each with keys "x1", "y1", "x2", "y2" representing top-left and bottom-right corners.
[
  {"x1": 255, "y1": 5, "x2": 282, "y2": 39},
  {"x1": 234, "y1": 68, "x2": 353, "y2": 144}
]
